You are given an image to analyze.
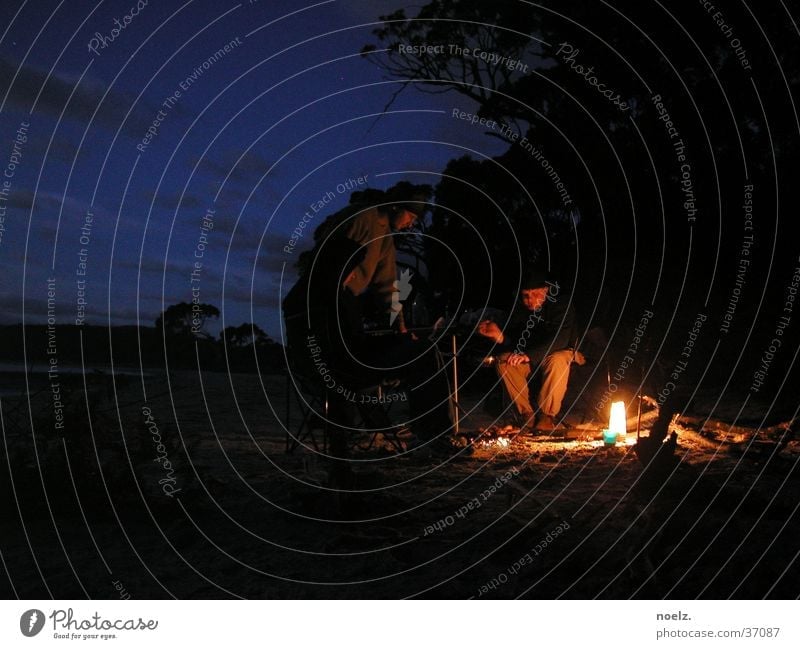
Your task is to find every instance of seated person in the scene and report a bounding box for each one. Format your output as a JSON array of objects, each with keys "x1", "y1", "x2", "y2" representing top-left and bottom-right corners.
[
  {"x1": 282, "y1": 238, "x2": 460, "y2": 456},
  {"x1": 477, "y1": 270, "x2": 582, "y2": 432}
]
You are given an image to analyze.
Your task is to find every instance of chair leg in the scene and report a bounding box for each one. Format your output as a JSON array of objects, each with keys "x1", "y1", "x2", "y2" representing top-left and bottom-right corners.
[
  {"x1": 285, "y1": 373, "x2": 291, "y2": 453},
  {"x1": 323, "y1": 389, "x2": 329, "y2": 453},
  {"x1": 284, "y1": 375, "x2": 329, "y2": 454}
]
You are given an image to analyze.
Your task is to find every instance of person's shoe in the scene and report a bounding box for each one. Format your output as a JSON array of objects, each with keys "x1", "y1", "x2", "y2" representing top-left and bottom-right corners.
[
  {"x1": 402, "y1": 433, "x2": 428, "y2": 455},
  {"x1": 517, "y1": 411, "x2": 535, "y2": 426},
  {"x1": 532, "y1": 414, "x2": 557, "y2": 434},
  {"x1": 513, "y1": 412, "x2": 536, "y2": 434},
  {"x1": 514, "y1": 412, "x2": 539, "y2": 435},
  {"x1": 429, "y1": 436, "x2": 474, "y2": 457},
  {"x1": 407, "y1": 435, "x2": 474, "y2": 459}
]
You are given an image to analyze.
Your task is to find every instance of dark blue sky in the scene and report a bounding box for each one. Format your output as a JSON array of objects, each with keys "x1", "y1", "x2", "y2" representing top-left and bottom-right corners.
[{"x1": 0, "y1": 0, "x2": 512, "y2": 342}]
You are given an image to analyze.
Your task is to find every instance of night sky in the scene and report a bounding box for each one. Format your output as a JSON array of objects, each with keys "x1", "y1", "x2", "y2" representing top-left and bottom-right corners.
[
  {"x1": 2, "y1": 0, "x2": 800, "y2": 607},
  {"x1": 0, "y1": 0, "x2": 505, "y2": 341}
]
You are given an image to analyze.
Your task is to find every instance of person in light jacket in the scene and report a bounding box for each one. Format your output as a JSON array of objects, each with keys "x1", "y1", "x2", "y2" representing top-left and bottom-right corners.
[{"x1": 332, "y1": 183, "x2": 431, "y2": 333}]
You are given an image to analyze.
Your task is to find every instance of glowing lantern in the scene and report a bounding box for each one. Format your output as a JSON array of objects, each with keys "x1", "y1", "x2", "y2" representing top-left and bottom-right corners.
[{"x1": 609, "y1": 401, "x2": 626, "y2": 437}]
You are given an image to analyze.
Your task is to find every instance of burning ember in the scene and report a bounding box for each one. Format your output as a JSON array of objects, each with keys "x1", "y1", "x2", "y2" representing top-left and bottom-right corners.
[
  {"x1": 476, "y1": 436, "x2": 512, "y2": 449},
  {"x1": 474, "y1": 425, "x2": 516, "y2": 449}
]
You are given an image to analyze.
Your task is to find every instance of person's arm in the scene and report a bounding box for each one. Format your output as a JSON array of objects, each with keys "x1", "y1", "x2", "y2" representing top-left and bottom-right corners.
[
  {"x1": 343, "y1": 213, "x2": 381, "y2": 296},
  {"x1": 477, "y1": 320, "x2": 504, "y2": 344},
  {"x1": 496, "y1": 310, "x2": 530, "y2": 353},
  {"x1": 345, "y1": 211, "x2": 407, "y2": 331},
  {"x1": 478, "y1": 314, "x2": 530, "y2": 366},
  {"x1": 525, "y1": 301, "x2": 577, "y2": 366},
  {"x1": 371, "y1": 240, "x2": 408, "y2": 331}
]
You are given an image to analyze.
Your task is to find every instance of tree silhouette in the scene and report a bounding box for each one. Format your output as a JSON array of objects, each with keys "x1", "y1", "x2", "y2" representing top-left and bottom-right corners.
[
  {"x1": 220, "y1": 323, "x2": 271, "y2": 348},
  {"x1": 363, "y1": 2, "x2": 798, "y2": 317},
  {"x1": 155, "y1": 302, "x2": 220, "y2": 338},
  {"x1": 357, "y1": 0, "x2": 800, "y2": 399}
]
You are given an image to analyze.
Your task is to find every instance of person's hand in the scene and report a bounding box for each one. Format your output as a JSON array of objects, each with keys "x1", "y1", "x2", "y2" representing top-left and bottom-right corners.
[
  {"x1": 573, "y1": 350, "x2": 586, "y2": 366},
  {"x1": 507, "y1": 352, "x2": 529, "y2": 366},
  {"x1": 398, "y1": 324, "x2": 418, "y2": 340},
  {"x1": 477, "y1": 320, "x2": 503, "y2": 343}
]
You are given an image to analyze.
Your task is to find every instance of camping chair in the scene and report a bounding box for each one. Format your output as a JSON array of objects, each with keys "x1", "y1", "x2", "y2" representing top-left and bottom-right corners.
[
  {"x1": 284, "y1": 364, "x2": 332, "y2": 453},
  {"x1": 283, "y1": 355, "x2": 407, "y2": 454},
  {"x1": 486, "y1": 329, "x2": 600, "y2": 427}
]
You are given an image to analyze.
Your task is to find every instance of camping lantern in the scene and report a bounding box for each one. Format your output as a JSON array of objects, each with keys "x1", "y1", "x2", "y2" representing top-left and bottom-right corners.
[{"x1": 609, "y1": 401, "x2": 626, "y2": 438}]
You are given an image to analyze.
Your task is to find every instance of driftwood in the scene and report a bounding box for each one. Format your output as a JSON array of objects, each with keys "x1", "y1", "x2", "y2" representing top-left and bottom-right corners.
[{"x1": 672, "y1": 416, "x2": 795, "y2": 454}]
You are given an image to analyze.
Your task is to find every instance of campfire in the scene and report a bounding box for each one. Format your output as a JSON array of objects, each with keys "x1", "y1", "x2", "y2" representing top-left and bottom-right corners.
[
  {"x1": 472, "y1": 425, "x2": 516, "y2": 449},
  {"x1": 476, "y1": 435, "x2": 512, "y2": 449}
]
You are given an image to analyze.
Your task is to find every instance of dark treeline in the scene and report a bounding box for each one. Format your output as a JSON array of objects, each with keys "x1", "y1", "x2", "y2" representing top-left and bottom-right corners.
[
  {"x1": 352, "y1": 0, "x2": 800, "y2": 399},
  {"x1": 0, "y1": 305, "x2": 284, "y2": 374},
  {"x1": 297, "y1": 0, "x2": 799, "y2": 401}
]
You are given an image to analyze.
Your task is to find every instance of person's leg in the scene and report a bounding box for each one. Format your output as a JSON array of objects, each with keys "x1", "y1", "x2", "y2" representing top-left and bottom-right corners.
[
  {"x1": 363, "y1": 336, "x2": 452, "y2": 440},
  {"x1": 496, "y1": 353, "x2": 534, "y2": 422},
  {"x1": 536, "y1": 349, "x2": 574, "y2": 417},
  {"x1": 397, "y1": 340, "x2": 452, "y2": 440},
  {"x1": 324, "y1": 391, "x2": 364, "y2": 488}
]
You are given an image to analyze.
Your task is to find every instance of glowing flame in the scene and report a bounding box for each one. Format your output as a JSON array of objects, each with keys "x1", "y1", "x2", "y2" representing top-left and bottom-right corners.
[
  {"x1": 477, "y1": 436, "x2": 511, "y2": 449},
  {"x1": 609, "y1": 401, "x2": 626, "y2": 436}
]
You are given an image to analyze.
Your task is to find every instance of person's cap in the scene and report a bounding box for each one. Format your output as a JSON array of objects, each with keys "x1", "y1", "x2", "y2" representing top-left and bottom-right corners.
[
  {"x1": 521, "y1": 269, "x2": 549, "y2": 289},
  {"x1": 387, "y1": 182, "x2": 432, "y2": 217},
  {"x1": 398, "y1": 198, "x2": 428, "y2": 217}
]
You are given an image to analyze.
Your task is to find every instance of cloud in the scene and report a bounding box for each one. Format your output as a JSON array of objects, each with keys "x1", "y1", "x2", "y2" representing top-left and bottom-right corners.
[
  {"x1": 158, "y1": 151, "x2": 279, "y2": 220},
  {"x1": 113, "y1": 257, "x2": 228, "y2": 292},
  {"x1": 114, "y1": 257, "x2": 195, "y2": 276},
  {"x1": 152, "y1": 192, "x2": 205, "y2": 211},
  {"x1": 0, "y1": 56, "x2": 157, "y2": 134},
  {"x1": 4, "y1": 190, "x2": 103, "y2": 245},
  {"x1": 218, "y1": 276, "x2": 288, "y2": 308},
  {"x1": 254, "y1": 236, "x2": 304, "y2": 279},
  {"x1": 0, "y1": 293, "x2": 46, "y2": 323},
  {"x1": 6, "y1": 188, "x2": 93, "y2": 214},
  {"x1": 190, "y1": 149, "x2": 277, "y2": 187},
  {"x1": 339, "y1": 0, "x2": 411, "y2": 21},
  {"x1": 25, "y1": 134, "x2": 78, "y2": 164}
]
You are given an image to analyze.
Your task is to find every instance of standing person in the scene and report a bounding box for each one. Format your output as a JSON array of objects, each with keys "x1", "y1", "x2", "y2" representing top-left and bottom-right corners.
[
  {"x1": 335, "y1": 183, "x2": 432, "y2": 333},
  {"x1": 283, "y1": 229, "x2": 463, "y2": 459},
  {"x1": 282, "y1": 240, "x2": 366, "y2": 463},
  {"x1": 477, "y1": 270, "x2": 582, "y2": 432}
]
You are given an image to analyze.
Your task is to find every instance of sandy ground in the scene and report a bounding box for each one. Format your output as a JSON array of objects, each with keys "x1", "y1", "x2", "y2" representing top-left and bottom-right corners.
[{"x1": 1, "y1": 368, "x2": 798, "y2": 599}]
